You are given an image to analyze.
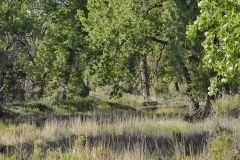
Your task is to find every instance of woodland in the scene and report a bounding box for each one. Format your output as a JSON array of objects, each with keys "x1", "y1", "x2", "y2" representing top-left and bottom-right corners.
[{"x1": 0, "y1": 0, "x2": 240, "y2": 160}]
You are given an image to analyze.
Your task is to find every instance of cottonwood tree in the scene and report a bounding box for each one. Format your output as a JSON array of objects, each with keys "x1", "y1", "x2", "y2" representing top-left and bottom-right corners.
[
  {"x1": 79, "y1": 0, "x2": 168, "y2": 102},
  {"x1": 34, "y1": 0, "x2": 89, "y2": 100},
  {"x1": 0, "y1": 0, "x2": 48, "y2": 101},
  {"x1": 158, "y1": 0, "x2": 205, "y2": 114},
  {"x1": 0, "y1": 0, "x2": 90, "y2": 101},
  {"x1": 80, "y1": 0, "x2": 212, "y2": 114},
  {"x1": 188, "y1": 0, "x2": 240, "y2": 96}
]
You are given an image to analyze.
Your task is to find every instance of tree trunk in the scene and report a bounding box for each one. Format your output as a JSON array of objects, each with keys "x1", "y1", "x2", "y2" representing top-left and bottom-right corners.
[
  {"x1": 203, "y1": 94, "x2": 211, "y2": 117},
  {"x1": 222, "y1": 83, "x2": 230, "y2": 95},
  {"x1": 153, "y1": 52, "x2": 163, "y2": 98},
  {"x1": 38, "y1": 82, "x2": 45, "y2": 98},
  {"x1": 0, "y1": 77, "x2": 5, "y2": 102},
  {"x1": 0, "y1": 83, "x2": 5, "y2": 103},
  {"x1": 178, "y1": 57, "x2": 199, "y2": 113},
  {"x1": 81, "y1": 80, "x2": 90, "y2": 97},
  {"x1": 24, "y1": 77, "x2": 33, "y2": 101},
  {"x1": 153, "y1": 77, "x2": 159, "y2": 99},
  {"x1": 188, "y1": 93, "x2": 199, "y2": 115},
  {"x1": 62, "y1": 48, "x2": 76, "y2": 100},
  {"x1": 140, "y1": 55, "x2": 150, "y2": 102},
  {"x1": 175, "y1": 82, "x2": 180, "y2": 92},
  {"x1": 152, "y1": 46, "x2": 164, "y2": 99},
  {"x1": 153, "y1": 61, "x2": 159, "y2": 98},
  {"x1": 38, "y1": 72, "x2": 49, "y2": 99}
]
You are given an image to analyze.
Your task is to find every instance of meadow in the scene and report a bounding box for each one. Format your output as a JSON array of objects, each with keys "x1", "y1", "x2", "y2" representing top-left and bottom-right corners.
[{"x1": 0, "y1": 93, "x2": 240, "y2": 160}]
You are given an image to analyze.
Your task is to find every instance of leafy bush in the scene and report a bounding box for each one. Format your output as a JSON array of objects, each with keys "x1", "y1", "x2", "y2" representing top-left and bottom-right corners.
[
  {"x1": 74, "y1": 136, "x2": 87, "y2": 148},
  {"x1": 212, "y1": 94, "x2": 240, "y2": 117},
  {"x1": 208, "y1": 131, "x2": 234, "y2": 160}
]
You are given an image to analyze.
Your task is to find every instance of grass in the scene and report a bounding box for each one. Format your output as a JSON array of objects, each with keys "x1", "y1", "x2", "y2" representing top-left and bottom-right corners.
[
  {"x1": 1, "y1": 109, "x2": 239, "y2": 159},
  {"x1": 212, "y1": 94, "x2": 240, "y2": 117},
  {"x1": 0, "y1": 114, "x2": 210, "y2": 146},
  {"x1": 0, "y1": 93, "x2": 240, "y2": 159}
]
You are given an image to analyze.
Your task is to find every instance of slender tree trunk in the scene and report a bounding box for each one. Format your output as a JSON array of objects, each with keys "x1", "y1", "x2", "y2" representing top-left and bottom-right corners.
[
  {"x1": 178, "y1": 57, "x2": 199, "y2": 113},
  {"x1": 153, "y1": 52, "x2": 163, "y2": 98},
  {"x1": 0, "y1": 76, "x2": 5, "y2": 102},
  {"x1": 38, "y1": 72, "x2": 49, "y2": 99},
  {"x1": 81, "y1": 80, "x2": 90, "y2": 97},
  {"x1": 38, "y1": 82, "x2": 45, "y2": 98},
  {"x1": 222, "y1": 83, "x2": 230, "y2": 95},
  {"x1": 153, "y1": 46, "x2": 164, "y2": 99},
  {"x1": 188, "y1": 93, "x2": 199, "y2": 114},
  {"x1": 153, "y1": 63, "x2": 160, "y2": 99},
  {"x1": 140, "y1": 55, "x2": 150, "y2": 102},
  {"x1": 153, "y1": 76, "x2": 159, "y2": 98},
  {"x1": 203, "y1": 94, "x2": 211, "y2": 117},
  {"x1": 175, "y1": 82, "x2": 180, "y2": 92},
  {"x1": 24, "y1": 76, "x2": 33, "y2": 101},
  {"x1": 61, "y1": 48, "x2": 75, "y2": 100}
]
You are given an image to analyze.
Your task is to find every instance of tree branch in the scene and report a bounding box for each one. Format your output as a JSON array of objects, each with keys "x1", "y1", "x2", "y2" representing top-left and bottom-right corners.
[
  {"x1": 0, "y1": 84, "x2": 5, "y2": 92},
  {"x1": 145, "y1": 3, "x2": 163, "y2": 15},
  {"x1": 146, "y1": 36, "x2": 168, "y2": 45}
]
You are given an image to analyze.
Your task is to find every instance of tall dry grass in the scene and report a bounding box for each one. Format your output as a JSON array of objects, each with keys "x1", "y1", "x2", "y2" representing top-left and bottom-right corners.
[{"x1": 0, "y1": 109, "x2": 239, "y2": 160}]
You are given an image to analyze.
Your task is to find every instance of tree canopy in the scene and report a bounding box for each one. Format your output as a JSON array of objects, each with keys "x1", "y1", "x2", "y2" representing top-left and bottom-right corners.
[
  {"x1": 0, "y1": 0, "x2": 239, "y2": 116},
  {"x1": 188, "y1": 0, "x2": 240, "y2": 95}
]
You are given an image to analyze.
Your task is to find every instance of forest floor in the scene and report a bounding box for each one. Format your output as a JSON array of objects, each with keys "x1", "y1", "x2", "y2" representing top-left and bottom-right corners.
[{"x1": 0, "y1": 94, "x2": 239, "y2": 160}]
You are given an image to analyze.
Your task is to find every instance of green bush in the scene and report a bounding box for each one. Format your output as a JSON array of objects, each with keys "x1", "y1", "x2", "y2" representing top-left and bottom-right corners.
[
  {"x1": 74, "y1": 136, "x2": 87, "y2": 149},
  {"x1": 212, "y1": 94, "x2": 240, "y2": 117},
  {"x1": 208, "y1": 131, "x2": 234, "y2": 160}
]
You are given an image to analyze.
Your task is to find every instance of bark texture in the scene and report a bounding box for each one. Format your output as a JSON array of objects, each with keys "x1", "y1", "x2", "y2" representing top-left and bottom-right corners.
[{"x1": 140, "y1": 55, "x2": 150, "y2": 102}]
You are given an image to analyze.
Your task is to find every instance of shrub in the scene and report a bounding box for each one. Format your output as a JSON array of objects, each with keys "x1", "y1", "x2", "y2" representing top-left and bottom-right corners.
[
  {"x1": 74, "y1": 136, "x2": 87, "y2": 149},
  {"x1": 208, "y1": 131, "x2": 234, "y2": 160},
  {"x1": 212, "y1": 94, "x2": 240, "y2": 117}
]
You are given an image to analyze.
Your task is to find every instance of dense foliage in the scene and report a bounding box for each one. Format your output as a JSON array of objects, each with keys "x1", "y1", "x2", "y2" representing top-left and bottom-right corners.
[
  {"x1": 0, "y1": 0, "x2": 239, "y2": 116},
  {"x1": 188, "y1": 0, "x2": 240, "y2": 95}
]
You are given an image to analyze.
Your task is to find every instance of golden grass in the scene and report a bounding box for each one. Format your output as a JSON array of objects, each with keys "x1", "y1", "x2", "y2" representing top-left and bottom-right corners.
[
  {"x1": 1, "y1": 116, "x2": 239, "y2": 159},
  {"x1": 0, "y1": 123, "x2": 39, "y2": 145},
  {"x1": 1, "y1": 101, "x2": 240, "y2": 160},
  {"x1": 0, "y1": 115, "x2": 213, "y2": 146}
]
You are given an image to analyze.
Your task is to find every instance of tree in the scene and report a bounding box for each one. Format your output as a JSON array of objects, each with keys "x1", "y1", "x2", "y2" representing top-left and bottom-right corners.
[
  {"x1": 79, "y1": 0, "x2": 168, "y2": 101},
  {"x1": 33, "y1": 0, "x2": 89, "y2": 100},
  {"x1": 0, "y1": 0, "x2": 47, "y2": 101},
  {"x1": 0, "y1": 0, "x2": 90, "y2": 101},
  {"x1": 188, "y1": 0, "x2": 240, "y2": 96}
]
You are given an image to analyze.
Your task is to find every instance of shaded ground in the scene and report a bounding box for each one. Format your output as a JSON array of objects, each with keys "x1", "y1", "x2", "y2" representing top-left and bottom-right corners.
[
  {"x1": 0, "y1": 99, "x2": 184, "y2": 128},
  {"x1": 0, "y1": 131, "x2": 209, "y2": 159}
]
